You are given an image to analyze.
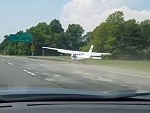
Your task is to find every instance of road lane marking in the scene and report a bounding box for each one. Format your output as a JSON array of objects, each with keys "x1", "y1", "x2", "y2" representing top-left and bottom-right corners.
[
  {"x1": 54, "y1": 74, "x2": 62, "y2": 77},
  {"x1": 45, "y1": 78, "x2": 54, "y2": 81},
  {"x1": 8, "y1": 63, "x2": 13, "y2": 65},
  {"x1": 1, "y1": 60, "x2": 4, "y2": 61},
  {"x1": 69, "y1": 64, "x2": 150, "y2": 79},
  {"x1": 23, "y1": 70, "x2": 36, "y2": 76},
  {"x1": 39, "y1": 64, "x2": 48, "y2": 67}
]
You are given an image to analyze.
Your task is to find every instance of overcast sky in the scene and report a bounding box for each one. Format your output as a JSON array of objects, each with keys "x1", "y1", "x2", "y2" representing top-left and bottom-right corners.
[{"x1": 0, "y1": 0, "x2": 150, "y2": 42}]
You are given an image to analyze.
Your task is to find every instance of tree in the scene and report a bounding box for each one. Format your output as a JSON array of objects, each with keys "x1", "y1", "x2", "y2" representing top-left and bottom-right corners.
[
  {"x1": 139, "y1": 19, "x2": 150, "y2": 59},
  {"x1": 139, "y1": 47, "x2": 150, "y2": 60},
  {"x1": 0, "y1": 19, "x2": 85, "y2": 56},
  {"x1": 123, "y1": 19, "x2": 141, "y2": 57},
  {"x1": 82, "y1": 11, "x2": 148, "y2": 59},
  {"x1": 26, "y1": 22, "x2": 53, "y2": 55},
  {"x1": 66, "y1": 24, "x2": 84, "y2": 50},
  {"x1": 140, "y1": 20, "x2": 150, "y2": 48},
  {"x1": 49, "y1": 19, "x2": 64, "y2": 34},
  {"x1": 106, "y1": 11, "x2": 125, "y2": 24},
  {"x1": 0, "y1": 35, "x2": 9, "y2": 51},
  {"x1": 3, "y1": 43, "x2": 16, "y2": 55}
]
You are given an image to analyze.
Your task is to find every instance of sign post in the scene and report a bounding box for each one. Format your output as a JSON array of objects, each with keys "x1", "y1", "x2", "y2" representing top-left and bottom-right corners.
[{"x1": 31, "y1": 42, "x2": 35, "y2": 56}]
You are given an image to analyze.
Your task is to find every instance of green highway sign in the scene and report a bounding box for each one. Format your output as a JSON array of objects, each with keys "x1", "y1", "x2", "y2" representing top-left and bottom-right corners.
[{"x1": 9, "y1": 33, "x2": 32, "y2": 43}]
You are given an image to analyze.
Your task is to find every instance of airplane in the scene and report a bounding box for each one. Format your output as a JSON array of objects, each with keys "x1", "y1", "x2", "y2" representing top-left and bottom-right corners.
[{"x1": 42, "y1": 45, "x2": 111, "y2": 62}]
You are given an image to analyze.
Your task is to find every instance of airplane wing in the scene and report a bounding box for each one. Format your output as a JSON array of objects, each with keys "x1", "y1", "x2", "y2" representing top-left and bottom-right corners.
[
  {"x1": 42, "y1": 46, "x2": 111, "y2": 56},
  {"x1": 90, "y1": 52, "x2": 112, "y2": 56},
  {"x1": 42, "y1": 47, "x2": 78, "y2": 54}
]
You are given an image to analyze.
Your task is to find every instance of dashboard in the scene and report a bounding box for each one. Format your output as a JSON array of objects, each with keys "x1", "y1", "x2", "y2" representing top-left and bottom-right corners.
[{"x1": 0, "y1": 101, "x2": 150, "y2": 113}]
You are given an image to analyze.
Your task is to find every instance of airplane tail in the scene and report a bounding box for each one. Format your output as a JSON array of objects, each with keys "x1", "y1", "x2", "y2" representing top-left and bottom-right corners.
[
  {"x1": 87, "y1": 45, "x2": 93, "y2": 57},
  {"x1": 88, "y1": 45, "x2": 93, "y2": 53}
]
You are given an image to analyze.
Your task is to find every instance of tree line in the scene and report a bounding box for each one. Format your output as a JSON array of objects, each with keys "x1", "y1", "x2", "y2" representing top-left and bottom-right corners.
[
  {"x1": 81, "y1": 11, "x2": 150, "y2": 60},
  {"x1": 0, "y1": 11, "x2": 150, "y2": 60},
  {"x1": 0, "y1": 19, "x2": 85, "y2": 56}
]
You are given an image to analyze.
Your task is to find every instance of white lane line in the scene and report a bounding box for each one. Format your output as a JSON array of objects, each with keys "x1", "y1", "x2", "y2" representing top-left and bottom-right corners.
[
  {"x1": 45, "y1": 78, "x2": 54, "y2": 81},
  {"x1": 70, "y1": 65, "x2": 150, "y2": 79},
  {"x1": 39, "y1": 64, "x2": 48, "y2": 66},
  {"x1": 23, "y1": 70, "x2": 36, "y2": 76},
  {"x1": 8, "y1": 63, "x2": 13, "y2": 65},
  {"x1": 54, "y1": 74, "x2": 62, "y2": 77},
  {"x1": 1, "y1": 60, "x2": 4, "y2": 61}
]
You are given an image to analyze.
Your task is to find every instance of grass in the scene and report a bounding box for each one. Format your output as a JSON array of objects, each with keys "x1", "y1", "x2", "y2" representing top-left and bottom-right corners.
[
  {"x1": 85, "y1": 59, "x2": 150, "y2": 73},
  {"x1": 29, "y1": 56, "x2": 150, "y2": 73},
  {"x1": 29, "y1": 56, "x2": 71, "y2": 62}
]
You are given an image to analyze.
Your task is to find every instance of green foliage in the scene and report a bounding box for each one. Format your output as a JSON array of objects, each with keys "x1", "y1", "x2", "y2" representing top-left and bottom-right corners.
[
  {"x1": 66, "y1": 24, "x2": 84, "y2": 50},
  {"x1": 49, "y1": 19, "x2": 64, "y2": 34},
  {"x1": 82, "y1": 11, "x2": 150, "y2": 60},
  {"x1": 0, "y1": 11, "x2": 150, "y2": 60},
  {"x1": 0, "y1": 19, "x2": 85, "y2": 56},
  {"x1": 106, "y1": 11, "x2": 125, "y2": 24}
]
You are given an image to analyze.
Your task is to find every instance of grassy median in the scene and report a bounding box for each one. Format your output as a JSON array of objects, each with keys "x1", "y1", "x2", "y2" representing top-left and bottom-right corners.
[
  {"x1": 29, "y1": 56, "x2": 150, "y2": 73},
  {"x1": 85, "y1": 59, "x2": 150, "y2": 73}
]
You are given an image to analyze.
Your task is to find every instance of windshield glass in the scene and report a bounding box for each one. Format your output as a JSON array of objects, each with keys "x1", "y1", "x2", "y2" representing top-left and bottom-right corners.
[{"x1": 0, "y1": 0, "x2": 149, "y2": 94}]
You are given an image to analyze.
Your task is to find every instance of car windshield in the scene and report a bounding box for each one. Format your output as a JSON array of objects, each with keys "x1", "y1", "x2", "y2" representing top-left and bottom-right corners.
[{"x1": 0, "y1": 0, "x2": 149, "y2": 96}]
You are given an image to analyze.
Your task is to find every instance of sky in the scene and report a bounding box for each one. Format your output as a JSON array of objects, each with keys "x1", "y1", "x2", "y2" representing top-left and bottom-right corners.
[{"x1": 0, "y1": 0, "x2": 150, "y2": 42}]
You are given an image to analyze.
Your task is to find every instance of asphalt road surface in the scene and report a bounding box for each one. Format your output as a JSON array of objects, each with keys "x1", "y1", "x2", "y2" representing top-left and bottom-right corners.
[{"x1": 0, "y1": 55, "x2": 149, "y2": 92}]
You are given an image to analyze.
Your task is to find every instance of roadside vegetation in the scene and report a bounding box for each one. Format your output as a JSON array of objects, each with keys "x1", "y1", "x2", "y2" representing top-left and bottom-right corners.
[
  {"x1": 0, "y1": 11, "x2": 150, "y2": 60},
  {"x1": 27, "y1": 56, "x2": 150, "y2": 73},
  {"x1": 85, "y1": 59, "x2": 150, "y2": 73}
]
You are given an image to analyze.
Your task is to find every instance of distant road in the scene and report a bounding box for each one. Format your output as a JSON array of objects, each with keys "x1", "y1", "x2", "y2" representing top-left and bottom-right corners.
[{"x1": 0, "y1": 55, "x2": 149, "y2": 91}]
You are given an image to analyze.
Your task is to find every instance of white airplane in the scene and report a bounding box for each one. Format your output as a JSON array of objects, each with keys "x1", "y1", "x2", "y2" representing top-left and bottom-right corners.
[{"x1": 42, "y1": 45, "x2": 111, "y2": 61}]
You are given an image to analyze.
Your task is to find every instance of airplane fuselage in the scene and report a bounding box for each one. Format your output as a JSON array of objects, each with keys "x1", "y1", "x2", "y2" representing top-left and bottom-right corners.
[{"x1": 71, "y1": 53, "x2": 90, "y2": 61}]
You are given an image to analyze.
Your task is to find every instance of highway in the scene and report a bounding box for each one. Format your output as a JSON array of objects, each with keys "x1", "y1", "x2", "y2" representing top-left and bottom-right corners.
[{"x1": 0, "y1": 55, "x2": 149, "y2": 92}]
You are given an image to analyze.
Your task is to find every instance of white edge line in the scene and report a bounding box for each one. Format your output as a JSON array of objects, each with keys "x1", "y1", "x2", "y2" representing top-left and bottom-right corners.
[
  {"x1": 8, "y1": 63, "x2": 13, "y2": 65},
  {"x1": 23, "y1": 70, "x2": 36, "y2": 76},
  {"x1": 45, "y1": 78, "x2": 54, "y2": 81},
  {"x1": 39, "y1": 64, "x2": 48, "y2": 66}
]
